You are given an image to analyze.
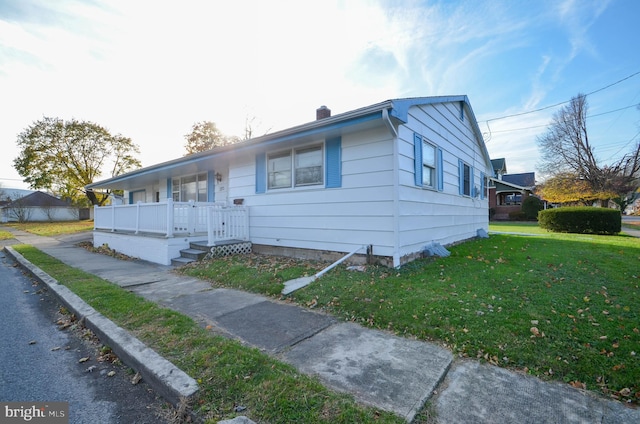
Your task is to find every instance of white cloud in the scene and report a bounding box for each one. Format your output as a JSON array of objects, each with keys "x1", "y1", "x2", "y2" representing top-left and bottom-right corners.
[{"x1": 0, "y1": 0, "x2": 634, "y2": 190}]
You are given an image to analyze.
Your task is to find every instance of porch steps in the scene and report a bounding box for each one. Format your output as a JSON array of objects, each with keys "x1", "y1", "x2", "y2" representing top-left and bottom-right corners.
[{"x1": 171, "y1": 240, "x2": 252, "y2": 266}]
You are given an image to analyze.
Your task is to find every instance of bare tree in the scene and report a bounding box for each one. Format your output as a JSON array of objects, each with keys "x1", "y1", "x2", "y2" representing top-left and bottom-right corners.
[
  {"x1": 6, "y1": 195, "x2": 32, "y2": 223},
  {"x1": 41, "y1": 197, "x2": 56, "y2": 222},
  {"x1": 537, "y1": 94, "x2": 640, "y2": 207}
]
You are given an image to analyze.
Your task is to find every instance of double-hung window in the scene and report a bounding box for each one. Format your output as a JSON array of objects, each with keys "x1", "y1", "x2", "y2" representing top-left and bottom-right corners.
[
  {"x1": 459, "y1": 161, "x2": 472, "y2": 196},
  {"x1": 414, "y1": 133, "x2": 442, "y2": 191},
  {"x1": 268, "y1": 145, "x2": 323, "y2": 190},
  {"x1": 422, "y1": 141, "x2": 436, "y2": 188}
]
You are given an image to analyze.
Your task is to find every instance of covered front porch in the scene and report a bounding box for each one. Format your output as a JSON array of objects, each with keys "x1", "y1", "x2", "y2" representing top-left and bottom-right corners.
[{"x1": 93, "y1": 200, "x2": 249, "y2": 265}]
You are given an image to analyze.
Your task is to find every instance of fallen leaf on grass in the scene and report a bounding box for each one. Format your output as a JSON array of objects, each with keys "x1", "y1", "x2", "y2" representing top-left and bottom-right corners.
[
  {"x1": 530, "y1": 327, "x2": 545, "y2": 338},
  {"x1": 619, "y1": 388, "x2": 632, "y2": 397},
  {"x1": 569, "y1": 381, "x2": 586, "y2": 390}
]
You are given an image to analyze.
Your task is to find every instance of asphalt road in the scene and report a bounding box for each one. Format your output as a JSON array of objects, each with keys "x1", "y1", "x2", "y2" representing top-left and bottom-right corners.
[{"x1": 0, "y1": 249, "x2": 172, "y2": 424}]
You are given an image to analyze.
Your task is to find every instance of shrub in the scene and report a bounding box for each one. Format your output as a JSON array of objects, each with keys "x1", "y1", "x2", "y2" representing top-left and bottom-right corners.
[
  {"x1": 538, "y1": 207, "x2": 621, "y2": 235},
  {"x1": 522, "y1": 196, "x2": 544, "y2": 220},
  {"x1": 508, "y1": 211, "x2": 526, "y2": 221}
]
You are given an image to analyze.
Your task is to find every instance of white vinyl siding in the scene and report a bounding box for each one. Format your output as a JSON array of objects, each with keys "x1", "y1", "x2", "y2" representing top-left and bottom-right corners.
[
  {"x1": 398, "y1": 101, "x2": 490, "y2": 263},
  {"x1": 236, "y1": 127, "x2": 397, "y2": 258}
]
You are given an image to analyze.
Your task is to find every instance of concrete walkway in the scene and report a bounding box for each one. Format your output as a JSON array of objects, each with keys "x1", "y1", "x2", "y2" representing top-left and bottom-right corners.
[{"x1": 2, "y1": 227, "x2": 639, "y2": 423}]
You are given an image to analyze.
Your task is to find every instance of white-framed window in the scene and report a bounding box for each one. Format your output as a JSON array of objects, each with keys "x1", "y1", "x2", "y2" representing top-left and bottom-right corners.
[
  {"x1": 422, "y1": 140, "x2": 436, "y2": 188},
  {"x1": 172, "y1": 173, "x2": 208, "y2": 202},
  {"x1": 268, "y1": 144, "x2": 323, "y2": 190}
]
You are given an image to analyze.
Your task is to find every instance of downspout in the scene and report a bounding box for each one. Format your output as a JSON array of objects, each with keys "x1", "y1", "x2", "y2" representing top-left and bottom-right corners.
[{"x1": 383, "y1": 108, "x2": 402, "y2": 268}]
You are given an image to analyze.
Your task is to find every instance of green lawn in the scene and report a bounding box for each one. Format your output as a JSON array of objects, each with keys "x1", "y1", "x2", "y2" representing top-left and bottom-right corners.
[
  {"x1": 180, "y1": 224, "x2": 640, "y2": 405},
  {"x1": 3, "y1": 220, "x2": 94, "y2": 236}
]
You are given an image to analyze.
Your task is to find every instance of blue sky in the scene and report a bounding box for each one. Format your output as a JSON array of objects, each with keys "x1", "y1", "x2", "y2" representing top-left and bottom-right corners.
[{"x1": 1, "y1": 0, "x2": 639, "y2": 189}]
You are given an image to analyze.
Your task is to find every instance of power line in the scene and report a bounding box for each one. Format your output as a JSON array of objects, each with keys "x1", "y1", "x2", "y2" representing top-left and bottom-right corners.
[
  {"x1": 489, "y1": 103, "x2": 640, "y2": 134},
  {"x1": 601, "y1": 130, "x2": 640, "y2": 162},
  {"x1": 485, "y1": 70, "x2": 640, "y2": 123}
]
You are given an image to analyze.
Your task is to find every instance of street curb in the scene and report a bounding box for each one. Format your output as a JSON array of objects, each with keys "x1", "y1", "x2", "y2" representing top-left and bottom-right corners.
[{"x1": 4, "y1": 246, "x2": 199, "y2": 407}]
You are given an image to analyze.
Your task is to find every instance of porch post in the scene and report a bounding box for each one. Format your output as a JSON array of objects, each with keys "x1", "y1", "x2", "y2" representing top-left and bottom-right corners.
[
  {"x1": 187, "y1": 200, "x2": 195, "y2": 235},
  {"x1": 166, "y1": 198, "x2": 174, "y2": 238},
  {"x1": 243, "y1": 206, "x2": 249, "y2": 240},
  {"x1": 207, "y1": 206, "x2": 214, "y2": 246}
]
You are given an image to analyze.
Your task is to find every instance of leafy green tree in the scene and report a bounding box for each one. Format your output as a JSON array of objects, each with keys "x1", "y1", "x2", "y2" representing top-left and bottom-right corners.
[
  {"x1": 537, "y1": 94, "x2": 640, "y2": 208},
  {"x1": 13, "y1": 117, "x2": 141, "y2": 206},
  {"x1": 184, "y1": 121, "x2": 239, "y2": 155}
]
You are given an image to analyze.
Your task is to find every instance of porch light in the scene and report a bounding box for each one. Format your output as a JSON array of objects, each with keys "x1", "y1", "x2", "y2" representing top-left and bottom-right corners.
[{"x1": 215, "y1": 172, "x2": 222, "y2": 182}]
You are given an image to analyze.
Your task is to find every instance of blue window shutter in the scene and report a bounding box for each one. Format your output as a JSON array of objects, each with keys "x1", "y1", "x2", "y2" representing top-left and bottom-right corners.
[
  {"x1": 166, "y1": 178, "x2": 172, "y2": 200},
  {"x1": 255, "y1": 152, "x2": 266, "y2": 194},
  {"x1": 325, "y1": 137, "x2": 342, "y2": 188},
  {"x1": 459, "y1": 101, "x2": 464, "y2": 121},
  {"x1": 480, "y1": 172, "x2": 485, "y2": 199},
  {"x1": 128, "y1": 192, "x2": 134, "y2": 204},
  {"x1": 437, "y1": 148, "x2": 444, "y2": 191},
  {"x1": 470, "y1": 167, "x2": 475, "y2": 197},
  {"x1": 207, "y1": 171, "x2": 215, "y2": 202},
  {"x1": 458, "y1": 159, "x2": 464, "y2": 195},
  {"x1": 414, "y1": 133, "x2": 422, "y2": 186}
]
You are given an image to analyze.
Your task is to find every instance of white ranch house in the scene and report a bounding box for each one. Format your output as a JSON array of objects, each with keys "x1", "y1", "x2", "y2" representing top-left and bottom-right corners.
[{"x1": 87, "y1": 96, "x2": 493, "y2": 267}]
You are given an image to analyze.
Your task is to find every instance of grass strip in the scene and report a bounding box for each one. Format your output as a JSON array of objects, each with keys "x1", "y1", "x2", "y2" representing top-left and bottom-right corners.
[
  {"x1": 180, "y1": 226, "x2": 640, "y2": 405},
  {"x1": 13, "y1": 244, "x2": 403, "y2": 424}
]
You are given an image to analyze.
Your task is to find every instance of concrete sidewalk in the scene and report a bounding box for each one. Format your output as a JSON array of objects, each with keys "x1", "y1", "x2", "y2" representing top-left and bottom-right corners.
[{"x1": 2, "y1": 227, "x2": 639, "y2": 423}]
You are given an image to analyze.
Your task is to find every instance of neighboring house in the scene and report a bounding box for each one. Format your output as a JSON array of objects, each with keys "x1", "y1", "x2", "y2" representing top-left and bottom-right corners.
[
  {"x1": 488, "y1": 169, "x2": 537, "y2": 220},
  {"x1": 87, "y1": 96, "x2": 493, "y2": 267},
  {"x1": 490, "y1": 158, "x2": 507, "y2": 180},
  {"x1": 1, "y1": 191, "x2": 78, "y2": 223}
]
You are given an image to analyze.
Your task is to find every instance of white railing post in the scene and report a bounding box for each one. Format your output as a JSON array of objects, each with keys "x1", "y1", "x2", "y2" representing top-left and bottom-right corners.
[
  {"x1": 207, "y1": 206, "x2": 215, "y2": 246},
  {"x1": 166, "y1": 198, "x2": 174, "y2": 238}
]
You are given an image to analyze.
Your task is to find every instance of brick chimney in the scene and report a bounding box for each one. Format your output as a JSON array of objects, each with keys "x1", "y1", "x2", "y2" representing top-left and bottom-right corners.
[{"x1": 316, "y1": 105, "x2": 331, "y2": 120}]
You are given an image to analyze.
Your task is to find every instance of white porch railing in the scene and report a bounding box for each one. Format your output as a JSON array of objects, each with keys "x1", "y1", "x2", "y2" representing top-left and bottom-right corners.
[{"x1": 94, "y1": 199, "x2": 249, "y2": 245}]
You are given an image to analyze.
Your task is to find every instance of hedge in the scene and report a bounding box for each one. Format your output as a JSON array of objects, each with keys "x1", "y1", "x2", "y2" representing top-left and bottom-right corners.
[{"x1": 538, "y1": 207, "x2": 621, "y2": 235}]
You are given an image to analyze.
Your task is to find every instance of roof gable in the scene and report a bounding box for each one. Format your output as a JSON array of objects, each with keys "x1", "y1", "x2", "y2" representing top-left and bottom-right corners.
[
  {"x1": 491, "y1": 158, "x2": 507, "y2": 176},
  {"x1": 3, "y1": 191, "x2": 70, "y2": 208}
]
